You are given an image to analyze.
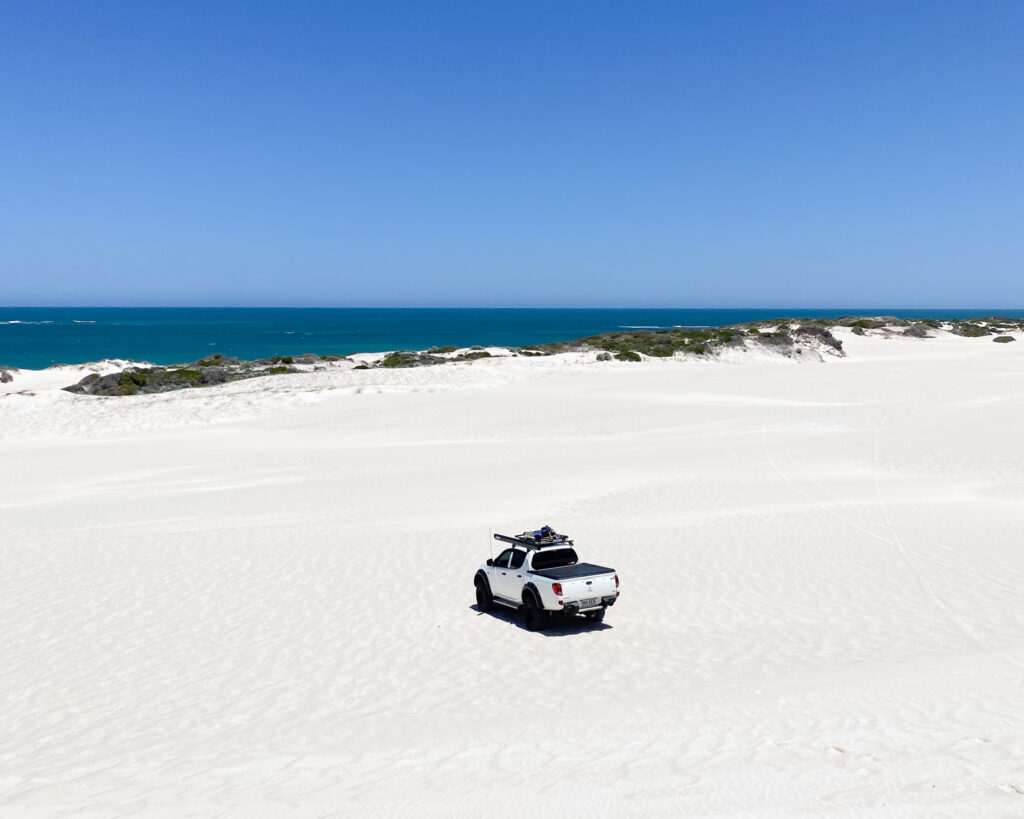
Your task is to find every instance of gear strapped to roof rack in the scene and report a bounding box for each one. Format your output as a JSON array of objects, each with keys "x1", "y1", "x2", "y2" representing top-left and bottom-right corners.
[{"x1": 493, "y1": 525, "x2": 573, "y2": 550}]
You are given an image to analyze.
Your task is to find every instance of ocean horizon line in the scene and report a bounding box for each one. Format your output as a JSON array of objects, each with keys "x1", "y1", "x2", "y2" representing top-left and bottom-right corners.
[{"x1": 5, "y1": 305, "x2": 1024, "y2": 311}]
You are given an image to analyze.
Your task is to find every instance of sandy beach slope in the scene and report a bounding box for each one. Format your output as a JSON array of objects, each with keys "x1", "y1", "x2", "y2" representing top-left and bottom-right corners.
[{"x1": 2, "y1": 328, "x2": 1024, "y2": 817}]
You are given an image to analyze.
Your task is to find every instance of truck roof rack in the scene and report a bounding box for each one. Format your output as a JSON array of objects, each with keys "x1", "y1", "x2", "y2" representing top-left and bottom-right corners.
[{"x1": 493, "y1": 525, "x2": 574, "y2": 550}]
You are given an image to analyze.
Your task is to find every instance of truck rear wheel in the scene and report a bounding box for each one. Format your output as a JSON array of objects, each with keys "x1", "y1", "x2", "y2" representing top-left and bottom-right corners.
[
  {"x1": 584, "y1": 608, "x2": 605, "y2": 623},
  {"x1": 522, "y1": 594, "x2": 547, "y2": 631},
  {"x1": 475, "y1": 578, "x2": 493, "y2": 612}
]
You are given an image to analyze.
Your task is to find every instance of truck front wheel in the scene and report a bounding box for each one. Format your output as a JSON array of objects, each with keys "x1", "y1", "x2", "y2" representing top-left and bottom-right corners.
[
  {"x1": 522, "y1": 594, "x2": 548, "y2": 631},
  {"x1": 475, "y1": 578, "x2": 493, "y2": 612}
]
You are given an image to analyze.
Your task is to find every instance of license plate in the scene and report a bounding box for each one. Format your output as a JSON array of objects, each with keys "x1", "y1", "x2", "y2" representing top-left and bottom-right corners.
[{"x1": 578, "y1": 597, "x2": 598, "y2": 608}]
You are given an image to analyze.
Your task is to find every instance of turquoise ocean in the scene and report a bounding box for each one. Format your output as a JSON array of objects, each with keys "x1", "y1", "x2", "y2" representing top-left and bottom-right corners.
[{"x1": 3, "y1": 308, "x2": 1023, "y2": 369}]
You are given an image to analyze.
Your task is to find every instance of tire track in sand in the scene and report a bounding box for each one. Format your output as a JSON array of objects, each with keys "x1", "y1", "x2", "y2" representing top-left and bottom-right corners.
[{"x1": 870, "y1": 414, "x2": 1024, "y2": 673}]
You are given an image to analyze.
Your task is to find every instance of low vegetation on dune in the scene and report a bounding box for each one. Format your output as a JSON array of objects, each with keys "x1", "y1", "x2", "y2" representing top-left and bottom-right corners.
[
  {"x1": 950, "y1": 322, "x2": 992, "y2": 337},
  {"x1": 529, "y1": 322, "x2": 845, "y2": 360},
  {"x1": 577, "y1": 326, "x2": 746, "y2": 357},
  {"x1": 376, "y1": 348, "x2": 493, "y2": 368},
  {"x1": 365, "y1": 316, "x2": 1021, "y2": 366},
  {"x1": 60, "y1": 316, "x2": 1023, "y2": 394},
  {"x1": 63, "y1": 352, "x2": 314, "y2": 396}
]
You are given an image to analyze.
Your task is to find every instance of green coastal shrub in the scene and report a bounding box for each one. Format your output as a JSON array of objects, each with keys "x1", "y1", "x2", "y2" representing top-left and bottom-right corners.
[
  {"x1": 614, "y1": 350, "x2": 642, "y2": 362},
  {"x1": 118, "y1": 370, "x2": 149, "y2": 394},
  {"x1": 954, "y1": 323, "x2": 990, "y2": 337},
  {"x1": 993, "y1": 335, "x2": 1016, "y2": 343},
  {"x1": 378, "y1": 353, "x2": 406, "y2": 368}
]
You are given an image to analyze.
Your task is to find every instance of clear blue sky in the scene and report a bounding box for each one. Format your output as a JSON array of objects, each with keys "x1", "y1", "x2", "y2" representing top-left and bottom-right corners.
[{"x1": 1, "y1": 1, "x2": 1021, "y2": 307}]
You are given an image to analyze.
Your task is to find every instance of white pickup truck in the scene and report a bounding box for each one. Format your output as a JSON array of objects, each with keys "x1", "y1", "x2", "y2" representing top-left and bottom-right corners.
[{"x1": 474, "y1": 526, "x2": 619, "y2": 630}]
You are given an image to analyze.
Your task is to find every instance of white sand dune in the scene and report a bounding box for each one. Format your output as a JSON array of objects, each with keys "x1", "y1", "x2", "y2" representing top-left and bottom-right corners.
[{"x1": 2, "y1": 329, "x2": 1024, "y2": 817}]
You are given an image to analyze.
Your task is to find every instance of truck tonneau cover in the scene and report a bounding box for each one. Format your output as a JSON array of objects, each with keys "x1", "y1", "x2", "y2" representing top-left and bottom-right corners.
[{"x1": 530, "y1": 562, "x2": 614, "y2": 580}]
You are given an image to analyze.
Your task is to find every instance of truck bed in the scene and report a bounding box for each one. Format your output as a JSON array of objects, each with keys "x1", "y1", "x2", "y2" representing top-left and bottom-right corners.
[{"x1": 530, "y1": 562, "x2": 614, "y2": 580}]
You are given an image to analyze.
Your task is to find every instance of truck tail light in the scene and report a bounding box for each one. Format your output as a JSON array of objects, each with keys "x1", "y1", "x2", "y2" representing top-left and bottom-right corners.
[
  {"x1": 552, "y1": 582, "x2": 563, "y2": 596},
  {"x1": 614, "y1": 574, "x2": 619, "y2": 588}
]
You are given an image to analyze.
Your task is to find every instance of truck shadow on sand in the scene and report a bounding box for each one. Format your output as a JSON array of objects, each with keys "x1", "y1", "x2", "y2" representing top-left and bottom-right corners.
[{"x1": 470, "y1": 604, "x2": 613, "y2": 635}]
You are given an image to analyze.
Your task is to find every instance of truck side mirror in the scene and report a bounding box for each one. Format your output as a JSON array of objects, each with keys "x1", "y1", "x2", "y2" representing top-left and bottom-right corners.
[{"x1": 486, "y1": 559, "x2": 493, "y2": 566}]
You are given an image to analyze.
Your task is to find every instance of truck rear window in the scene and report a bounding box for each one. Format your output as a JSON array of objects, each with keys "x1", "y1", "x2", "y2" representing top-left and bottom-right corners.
[{"x1": 531, "y1": 548, "x2": 579, "y2": 571}]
